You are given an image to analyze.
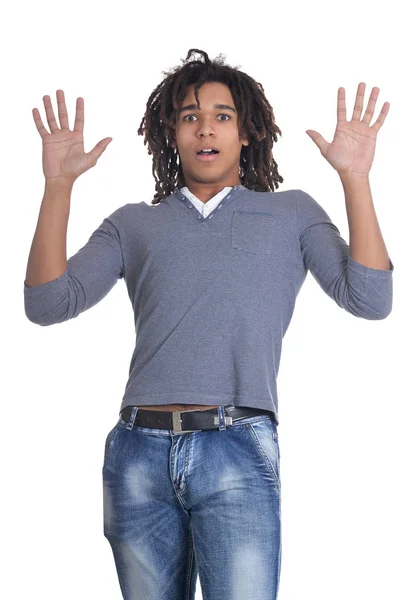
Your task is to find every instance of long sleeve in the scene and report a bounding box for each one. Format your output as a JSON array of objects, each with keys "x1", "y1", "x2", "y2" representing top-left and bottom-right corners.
[
  {"x1": 295, "y1": 190, "x2": 394, "y2": 320},
  {"x1": 24, "y1": 205, "x2": 126, "y2": 326}
]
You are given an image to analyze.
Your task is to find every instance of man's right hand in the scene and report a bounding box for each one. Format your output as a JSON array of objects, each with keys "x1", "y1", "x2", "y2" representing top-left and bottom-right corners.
[{"x1": 32, "y1": 89, "x2": 113, "y2": 185}]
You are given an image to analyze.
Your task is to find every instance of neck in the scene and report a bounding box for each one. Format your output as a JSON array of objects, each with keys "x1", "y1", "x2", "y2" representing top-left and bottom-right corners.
[{"x1": 183, "y1": 181, "x2": 239, "y2": 204}]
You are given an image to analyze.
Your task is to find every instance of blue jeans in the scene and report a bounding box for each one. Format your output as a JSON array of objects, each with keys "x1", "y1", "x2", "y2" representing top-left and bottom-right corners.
[{"x1": 103, "y1": 406, "x2": 282, "y2": 600}]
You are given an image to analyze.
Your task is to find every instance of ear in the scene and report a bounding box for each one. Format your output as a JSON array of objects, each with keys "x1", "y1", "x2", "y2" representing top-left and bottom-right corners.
[
  {"x1": 239, "y1": 124, "x2": 249, "y2": 147},
  {"x1": 169, "y1": 131, "x2": 177, "y2": 150}
]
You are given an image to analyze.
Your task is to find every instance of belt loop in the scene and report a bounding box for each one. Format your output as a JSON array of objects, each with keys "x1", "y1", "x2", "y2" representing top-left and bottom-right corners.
[
  {"x1": 217, "y1": 405, "x2": 227, "y2": 431},
  {"x1": 126, "y1": 406, "x2": 139, "y2": 431}
]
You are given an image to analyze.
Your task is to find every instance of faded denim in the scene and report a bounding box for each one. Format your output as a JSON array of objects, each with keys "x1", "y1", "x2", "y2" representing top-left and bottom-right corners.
[{"x1": 103, "y1": 405, "x2": 282, "y2": 600}]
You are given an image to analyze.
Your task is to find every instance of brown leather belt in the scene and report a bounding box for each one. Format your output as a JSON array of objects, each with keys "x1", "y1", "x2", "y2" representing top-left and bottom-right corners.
[{"x1": 120, "y1": 405, "x2": 276, "y2": 434}]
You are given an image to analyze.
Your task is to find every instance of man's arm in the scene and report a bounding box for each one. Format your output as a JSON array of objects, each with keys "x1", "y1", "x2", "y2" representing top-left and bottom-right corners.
[
  {"x1": 340, "y1": 172, "x2": 391, "y2": 271},
  {"x1": 25, "y1": 179, "x2": 72, "y2": 288}
]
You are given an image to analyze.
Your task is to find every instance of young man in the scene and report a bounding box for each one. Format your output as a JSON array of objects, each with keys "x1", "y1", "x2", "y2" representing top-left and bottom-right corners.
[{"x1": 25, "y1": 49, "x2": 394, "y2": 600}]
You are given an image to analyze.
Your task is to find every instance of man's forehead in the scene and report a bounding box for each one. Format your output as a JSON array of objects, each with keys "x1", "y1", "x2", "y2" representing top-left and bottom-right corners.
[
  {"x1": 179, "y1": 84, "x2": 235, "y2": 111},
  {"x1": 186, "y1": 80, "x2": 230, "y2": 95}
]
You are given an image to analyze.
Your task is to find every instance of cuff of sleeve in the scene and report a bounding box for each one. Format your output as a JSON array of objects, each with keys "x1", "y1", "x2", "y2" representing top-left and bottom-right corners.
[
  {"x1": 24, "y1": 268, "x2": 68, "y2": 295},
  {"x1": 347, "y1": 254, "x2": 394, "y2": 277}
]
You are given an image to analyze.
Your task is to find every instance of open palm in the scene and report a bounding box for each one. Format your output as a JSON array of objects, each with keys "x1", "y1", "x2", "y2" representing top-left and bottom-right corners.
[{"x1": 306, "y1": 83, "x2": 390, "y2": 177}]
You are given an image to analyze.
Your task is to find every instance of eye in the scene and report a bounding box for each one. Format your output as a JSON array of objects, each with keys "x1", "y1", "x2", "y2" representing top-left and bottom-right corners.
[{"x1": 183, "y1": 113, "x2": 231, "y2": 122}]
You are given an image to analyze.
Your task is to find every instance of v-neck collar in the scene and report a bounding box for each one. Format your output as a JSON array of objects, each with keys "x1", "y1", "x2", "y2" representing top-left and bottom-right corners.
[{"x1": 174, "y1": 185, "x2": 246, "y2": 223}]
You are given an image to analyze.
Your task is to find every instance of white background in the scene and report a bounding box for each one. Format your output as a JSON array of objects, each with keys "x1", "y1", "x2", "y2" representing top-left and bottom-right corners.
[{"x1": 2, "y1": 0, "x2": 397, "y2": 598}]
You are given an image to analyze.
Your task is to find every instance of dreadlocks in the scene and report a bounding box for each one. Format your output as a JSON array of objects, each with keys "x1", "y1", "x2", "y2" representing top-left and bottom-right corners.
[{"x1": 137, "y1": 48, "x2": 284, "y2": 205}]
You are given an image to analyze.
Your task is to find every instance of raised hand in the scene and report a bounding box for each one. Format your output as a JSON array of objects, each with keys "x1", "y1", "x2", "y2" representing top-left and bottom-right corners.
[
  {"x1": 32, "y1": 90, "x2": 112, "y2": 184},
  {"x1": 306, "y1": 83, "x2": 390, "y2": 178}
]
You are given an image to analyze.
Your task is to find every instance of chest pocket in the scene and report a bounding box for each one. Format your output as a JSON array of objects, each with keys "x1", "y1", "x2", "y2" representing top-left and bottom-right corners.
[{"x1": 231, "y1": 210, "x2": 276, "y2": 255}]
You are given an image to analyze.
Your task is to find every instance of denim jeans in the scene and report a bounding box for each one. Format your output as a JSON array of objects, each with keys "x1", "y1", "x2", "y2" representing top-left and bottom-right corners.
[{"x1": 102, "y1": 406, "x2": 282, "y2": 600}]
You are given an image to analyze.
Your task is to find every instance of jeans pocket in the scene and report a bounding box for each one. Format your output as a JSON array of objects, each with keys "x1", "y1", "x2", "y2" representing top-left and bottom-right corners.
[
  {"x1": 103, "y1": 424, "x2": 119, "y2": 465},
  {"x1": 247, "y1": 417, "x2": 281, "y2": 489},
  {"x1": 231, "y1": 210, "x2": 276, "y2": 255}
]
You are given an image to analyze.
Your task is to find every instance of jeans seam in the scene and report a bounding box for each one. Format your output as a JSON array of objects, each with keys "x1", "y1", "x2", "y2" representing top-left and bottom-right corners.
[
  {"x1": 185, "y1": 529, "x2": 195, "y2": 600},
  {"x1": 103, "y1": 425, "x2": 119, "y2": 463},
  {"x1": 247, "y1": 424, "x2": 281, "y2": 492}
]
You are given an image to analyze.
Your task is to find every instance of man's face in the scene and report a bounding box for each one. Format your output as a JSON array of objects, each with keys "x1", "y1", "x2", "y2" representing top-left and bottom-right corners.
[{"x1": 171, "y1": 81, "x2": 249, "y2": 190}]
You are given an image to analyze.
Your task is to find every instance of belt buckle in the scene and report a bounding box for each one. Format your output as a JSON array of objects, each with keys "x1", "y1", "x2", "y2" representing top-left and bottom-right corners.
[
  {"x1": 172, "y1": 410, "x2": 202, "y2": 434},
  {"x1": 172, "y1": 410, "x2": 232, "y2": 434}
]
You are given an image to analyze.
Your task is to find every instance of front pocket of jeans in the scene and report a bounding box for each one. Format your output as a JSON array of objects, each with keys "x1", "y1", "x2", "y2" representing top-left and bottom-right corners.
[
  {"x1": 103, "y1": 425, "x2": 119, "y2": 464},
  {"x1": 246, "y1": 418, "x2": 280, "y2": 489},
  {"x1": 231, "y1": 211, "x2": 276, "y2": 255}
]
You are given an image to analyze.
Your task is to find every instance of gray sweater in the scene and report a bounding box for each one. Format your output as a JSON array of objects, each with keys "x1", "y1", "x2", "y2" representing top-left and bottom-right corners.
[{"x1": 24, "y1": 185, "x2": 394, "y2": 424}]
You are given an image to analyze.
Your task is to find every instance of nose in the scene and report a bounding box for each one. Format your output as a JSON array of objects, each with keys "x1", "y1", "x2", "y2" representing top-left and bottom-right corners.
[
  {"x1": 198, "y1": 132, "x2": 216, "y2": 142},
  {"x1": 197, "y1": 119, "x2": 216, "y2": 138}
]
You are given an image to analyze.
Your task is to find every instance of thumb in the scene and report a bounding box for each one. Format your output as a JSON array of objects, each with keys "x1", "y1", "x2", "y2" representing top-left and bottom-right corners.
[
  {"x1": 87, "y1": 137, "x2": 113, "y2": 165},
  {"x1": 306, "y1": 130, "x2": 329, "y2": 156}
]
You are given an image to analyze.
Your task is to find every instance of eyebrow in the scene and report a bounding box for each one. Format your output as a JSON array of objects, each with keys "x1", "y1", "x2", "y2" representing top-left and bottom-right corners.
[{"x1": 178, "y1": 103, "x2": 236, "y2": 115}]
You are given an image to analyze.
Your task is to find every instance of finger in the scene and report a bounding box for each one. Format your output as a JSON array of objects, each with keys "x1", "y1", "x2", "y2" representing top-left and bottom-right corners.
[
  {"x1": 32, "y1": 107, "x2": 50, "y2": 139},
  {"x1": 56, "y1": 89, "x2": 70, "y2": 130},
  {"x1": 337, "y1": 87, "x2": 347, "y2": 123},
  {"x1": 351, "y1": 82, "x2": 366, "y2": 121},
  {"x1": 43, "y1": 94, "x2": 60, "y2": 133},
  {"x1": 362, "y1": 86, "x2": 379, "y2": 126},
  {"x1": 73, "y1": 97, "x2": 84, "y2": 134},
  {"x1": 372, "y1": 102, "x2": 390, "y2": 134}
]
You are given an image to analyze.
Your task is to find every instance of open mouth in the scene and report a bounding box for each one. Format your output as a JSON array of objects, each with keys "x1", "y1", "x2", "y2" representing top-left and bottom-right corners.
[{"x1": 195, "y1": 149, "x2": 220, "y2": 162}]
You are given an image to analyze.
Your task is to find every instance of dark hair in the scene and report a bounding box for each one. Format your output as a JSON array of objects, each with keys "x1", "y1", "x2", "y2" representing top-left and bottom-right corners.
[{"x1": 137, "y1": 48, "x2": 284, "y2": 205}]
